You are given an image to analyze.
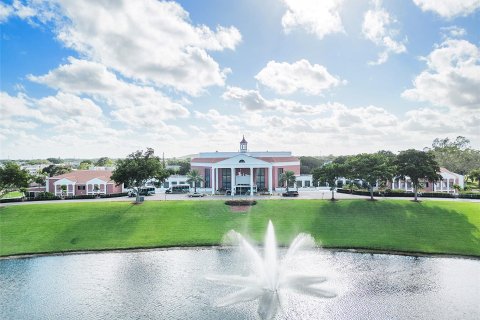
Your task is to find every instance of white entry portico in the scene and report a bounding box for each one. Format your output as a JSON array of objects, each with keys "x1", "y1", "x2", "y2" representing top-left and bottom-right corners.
[
  {"x1": 209, "y1": 154, "x2": 273, "y2": 196},
  {"x1": 53, "y1": 178, "x2": 75, "y2": 196}
]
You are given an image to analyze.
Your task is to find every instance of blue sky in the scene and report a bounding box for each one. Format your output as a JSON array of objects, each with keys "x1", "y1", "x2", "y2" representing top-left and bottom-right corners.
[{"x1": 1, "y1": 0, "x2": 479, "y2": 159}]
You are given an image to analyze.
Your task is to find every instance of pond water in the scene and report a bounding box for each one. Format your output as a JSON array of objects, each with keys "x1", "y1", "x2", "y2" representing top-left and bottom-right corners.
[{"x1": 0, "y1": 249, "x2": 478, "y2": 319}]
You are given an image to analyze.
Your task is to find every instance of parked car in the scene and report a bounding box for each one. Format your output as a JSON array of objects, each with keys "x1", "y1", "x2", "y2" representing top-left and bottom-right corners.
[
  {"x1": 282, "y1": 190, "x2": 299, "y2": 197},
  {"x1": 188, "y1": 192, "x2": 205, "y2": 198}
]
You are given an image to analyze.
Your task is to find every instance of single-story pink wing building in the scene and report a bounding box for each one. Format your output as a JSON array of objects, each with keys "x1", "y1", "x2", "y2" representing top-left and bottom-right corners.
[
  {"x1": 190, "y1": 137, "x2": 300, "y2": 195},
  {"x1": 46, "y1": 170, "x2": 124, "y2": 197}
]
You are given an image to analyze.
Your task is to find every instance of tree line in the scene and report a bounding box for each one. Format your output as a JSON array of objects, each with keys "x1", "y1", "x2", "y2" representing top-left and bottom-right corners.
[{"x1": 312, "y1": 149, "x2": 442, "y2": 201}]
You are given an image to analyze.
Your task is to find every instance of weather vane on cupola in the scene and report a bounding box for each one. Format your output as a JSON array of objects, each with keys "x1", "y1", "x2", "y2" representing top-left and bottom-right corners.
[{"x1": 240, "y1": 135, "x2": 248, "y2": 153}]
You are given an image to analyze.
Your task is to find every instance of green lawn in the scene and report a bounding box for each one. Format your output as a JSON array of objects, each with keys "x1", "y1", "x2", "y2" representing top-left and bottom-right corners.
[
  {"x1": 0, "y1": 200, "x2": 479, "y2": 257},
  {"x1": 0, "y1": 191, "x2": 24, "y2": 199}
]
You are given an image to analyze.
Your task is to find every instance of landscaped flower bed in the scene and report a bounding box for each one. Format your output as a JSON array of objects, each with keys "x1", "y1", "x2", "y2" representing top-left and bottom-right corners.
[{"x1": 224, "y1": 200, "x2": 257, "y2": 206}]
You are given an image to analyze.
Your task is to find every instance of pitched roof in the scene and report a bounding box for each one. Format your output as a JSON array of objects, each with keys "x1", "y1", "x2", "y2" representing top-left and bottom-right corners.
[
  {"x1": 50, "y1": 170, "x2": 114, "y2": 183},
  {"x1": 240, "y1": 135, "x2": 247, "y2": 143}
]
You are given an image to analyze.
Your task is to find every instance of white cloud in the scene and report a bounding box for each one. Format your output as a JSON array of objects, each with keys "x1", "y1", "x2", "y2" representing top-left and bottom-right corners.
[
  {"x1": 412, "y1": 0, "x2": 480, "y2": 19},
  {"x1": 440, "y1": 26, "x2": 467, "y2": 39},
  {"x1": 0, "y1": 2, "x2": 14, "y2": 23},
  {"x1": 16, "y1": 0, "x2": 241, "y2": 96},
  {"x1": 222, "y1": 86, "x2": 331, "y2": 114},
  {"x1": 362, "y1": 0, "x2": 407, "y2": 65},
  {"x1": 402, "y1": 39, "x2": 480, "y2": 109},
  {"x1": 35, "y1": 92, "x2": 104, "y2": 126},
  {"x1": 49, "y1": 0, "x2": 240, "y2": 96},
  {"x1": 281, "y1": 0, "x2": 344, "y2": 39},
  {"x1": 28, "y1": 57, "x2": 190, "y2": 121},
  {"x1": 255, "y1": 59, "x2": 345, "y2": 95},
  {"x1": 0, "y1": 0, "x2": 36, "y2": 23}
]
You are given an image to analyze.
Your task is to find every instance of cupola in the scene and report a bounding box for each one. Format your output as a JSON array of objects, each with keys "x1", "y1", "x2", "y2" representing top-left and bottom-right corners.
[{"x1": 240, "y1": 135, "x2": 248, "y2": 153}]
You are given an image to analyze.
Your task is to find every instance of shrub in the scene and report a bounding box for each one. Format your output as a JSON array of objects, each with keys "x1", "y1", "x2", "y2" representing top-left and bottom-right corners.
[
  {"x1": 101, "y1": 192, "x2": 128, "y2": 198},
  {"x1": 225, "y1": 200, "x2": 257, "y2": 206},
  {"x1": 419, "y1": 192, "x2": 454, "y2": 198},
  {"x1": 35, "y1": 192, "x2": 58, "y2": 200},
  {"x1": 458, "y1": 193, "x2": 480, "y2": 199}
]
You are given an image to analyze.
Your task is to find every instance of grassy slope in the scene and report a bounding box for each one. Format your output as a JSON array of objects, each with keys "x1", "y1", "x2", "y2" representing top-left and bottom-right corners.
[
  {"x1": 0, "y1": 200, "x2": 479, "y2": 257},
  {"x1": 0, "y1": 191, "x2": 24, "y2": 199}
]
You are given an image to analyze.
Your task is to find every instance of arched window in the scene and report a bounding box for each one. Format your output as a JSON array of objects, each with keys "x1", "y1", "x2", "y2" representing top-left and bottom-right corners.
[{"x1": 239, "y1": 159, "x2": 245, "y2": 163}]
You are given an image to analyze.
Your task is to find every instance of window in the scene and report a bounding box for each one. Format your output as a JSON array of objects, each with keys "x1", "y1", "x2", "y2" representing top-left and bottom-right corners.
[
  {"x1": 305, "y1": 180, "x2": 310, "y2": 187},
  {"x1": 204, "y1": 168, "x2": 211, "y2": 188},
  {"x1": 256, "y1": 168, "x2": 265, "y2": 190},
  {"x1": 222, "y1": 168, "x2": 231, "y2": 189},
  {"x1": 77, "y1": 185, "x2": 86, "y2": 190},
  {"x1": 164, "y1": 181, "x2": 169, "y2": 188},
  {"x1": 239, "y1": 159, "x2": 245, "y2": 163},
  {"x1": 277, "y1": 168, "x2": 284, "y2": 187}
]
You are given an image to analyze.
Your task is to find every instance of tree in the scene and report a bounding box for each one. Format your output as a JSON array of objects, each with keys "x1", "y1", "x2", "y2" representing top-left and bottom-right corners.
[
  {"x1": 394, "y1": 149, "x2": 442, "y2": 201},
  {"x1": 31, "y1": 173, "x2": 47, "y2": 185},
  {"x1": 279, "y1": 171, "x2": 296, "y2": 191},
  {"x1": 0, "y1": 162, "x2": 30, "y2": 196},
  {"x1": 167, "y1": 159, "x2": 191, "y2": 175},
  {"x1": 95, "y1": 157, "x2": 114, "y2": 167},
  {"x1": 111, "y1": 148, "x2": 163, "y2": 203},
  {"x1": 349, "y1": 152, "x2": 396, "y2": 200},
  {"x1": 312, "y1": 163, "x2": 344, "y2": 200},
  {"x1": 427, "y1": 136, "x2": 480, "y2": 175},
  {"x1": 42, "y1": 164, "x2": 72, "y2": 177},
  {"x1": 467, "y1": 168, "x2": 480, "y2": 188},
  {"x1": 186, "y1": 170, "x2": 204, "y2": 193},
  {"x1": 78, "y1": 160, "x2": 93, "y2": 170},
  {"x1": 299, "y1": 156, "x2": 334, "y2": 174},
  {"x1": 47, "y1": 157, "x2": 63, "y2": 164}
]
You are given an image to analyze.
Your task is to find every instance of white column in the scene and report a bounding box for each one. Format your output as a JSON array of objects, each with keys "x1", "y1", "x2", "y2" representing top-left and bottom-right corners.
[
  {"x1": 230, "y1": 167, "x2": 235, "y2": 196},
  {"x1": 268, "y1": 166, "x2": 273, "y2": 194},
  {"x1": 250, "y1": 167, "x2": 254, "y2": 196},
  {"x1": 405, "y1": 179, "x2": 408, "y2": 191},
  {"x1": 211, "y1": 166, "x2": 215, "y2": 195},
  {"x1": 447, "y1": 179, "x2": 450, "y2": 192}
]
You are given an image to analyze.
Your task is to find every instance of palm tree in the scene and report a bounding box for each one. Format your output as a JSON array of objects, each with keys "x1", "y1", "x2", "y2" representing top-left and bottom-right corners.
[
  {"x1": 186, "y1": 169, "x2": 204, "y2": 193},
  {"x1": 279, "y1": 171, "x2": 296, "y2": 191}
]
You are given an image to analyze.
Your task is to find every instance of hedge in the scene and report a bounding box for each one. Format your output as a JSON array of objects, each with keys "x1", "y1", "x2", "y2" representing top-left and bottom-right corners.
[{"x1": 0, "y1": 192, "x2": 128, "y2": 203}]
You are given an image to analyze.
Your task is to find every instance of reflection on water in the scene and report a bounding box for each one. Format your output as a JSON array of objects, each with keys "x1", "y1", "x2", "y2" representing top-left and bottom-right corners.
[{"x1": 0, "y1": 249, "x2": 479, "y2": 319}]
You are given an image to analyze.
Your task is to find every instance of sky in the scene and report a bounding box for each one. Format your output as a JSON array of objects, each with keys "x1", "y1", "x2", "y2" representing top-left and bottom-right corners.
[{"x1": 1, "y1": 0, "x2": 479, "y2": 159}]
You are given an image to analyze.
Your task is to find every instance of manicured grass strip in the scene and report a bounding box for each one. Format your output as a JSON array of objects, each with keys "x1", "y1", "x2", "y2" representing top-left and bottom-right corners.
[
  {"x1": 0, "y1": 200, "x2": 479, "y2": 257},
  {"x1": 0, "y1": 191, "x2": 23, "y2": 199}
]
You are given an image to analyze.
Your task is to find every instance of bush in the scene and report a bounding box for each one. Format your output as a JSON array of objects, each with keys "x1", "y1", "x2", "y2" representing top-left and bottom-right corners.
[
  {"x1": 388, "y1": 189, "x2": 406, "y2": 193},
  {"x1": 101, "y1": 192, "x2": 128, "y2": 198},
  {"x1": 35, "y1": 192, "x2": 58, "y2": 200},
  {"x1": 419, "y1": 192, "x2": 455, "y2": 198},
  {"x1": 458, "y1": 193, "x2": 480, "y2": 199},
  {"x1": 225, "y1": 200, "x2": 257, "y2": 206},
  {"x1": 0, "y1": 198, "x2": 23, "y2": 203}
]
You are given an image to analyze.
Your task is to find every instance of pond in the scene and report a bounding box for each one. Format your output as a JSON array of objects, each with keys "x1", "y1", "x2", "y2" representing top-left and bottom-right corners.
[{"x1": 0, "y1": 249, "x2": 478, "y2": 319}]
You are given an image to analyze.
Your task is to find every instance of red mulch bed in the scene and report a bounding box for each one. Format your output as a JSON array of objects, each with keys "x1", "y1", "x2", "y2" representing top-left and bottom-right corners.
[{"x1": 229, "y1": 205, "x2": 251, "y2": 213}]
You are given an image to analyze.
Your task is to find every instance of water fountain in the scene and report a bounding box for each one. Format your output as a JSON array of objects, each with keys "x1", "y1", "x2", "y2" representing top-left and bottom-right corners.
[{"x1": 207, "y1": 220, "x2": 336, "y2": 319}]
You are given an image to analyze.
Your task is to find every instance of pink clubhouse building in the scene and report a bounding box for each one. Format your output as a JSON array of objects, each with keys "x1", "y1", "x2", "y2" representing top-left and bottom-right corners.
[
  {"x1": 191, "y1": 137, "x2": 300, "y2": 195},
  {"x1": 46, "y1": 170, "x2": 124, "y2": 197}
]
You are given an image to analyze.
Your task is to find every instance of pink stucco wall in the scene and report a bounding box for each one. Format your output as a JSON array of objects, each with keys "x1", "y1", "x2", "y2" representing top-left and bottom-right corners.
[
  {"x1": 107, "y1": 184, "x2": 123, "y2": 193},
  {"x1": 272, "y1": 165, "x2": 300, "y2": 189}
]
